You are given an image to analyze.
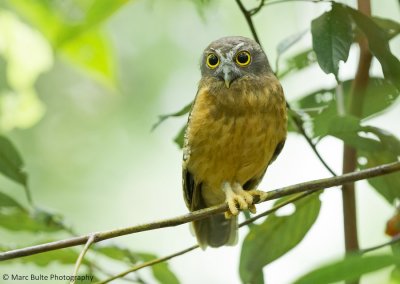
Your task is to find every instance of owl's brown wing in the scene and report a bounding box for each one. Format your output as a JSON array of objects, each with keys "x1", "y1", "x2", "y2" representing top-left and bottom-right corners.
[
  {"x1": 182, "y1": 93, "x2": 202, "y2": 211},
  {"x1": 242, "y1": 138, "x2": 286, "y2": 191}
]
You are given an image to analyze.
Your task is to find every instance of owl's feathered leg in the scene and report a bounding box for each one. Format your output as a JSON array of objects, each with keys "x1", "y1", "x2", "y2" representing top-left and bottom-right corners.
[{"x1": 223, "y1": 182, "x2": 258, "y2": 218}]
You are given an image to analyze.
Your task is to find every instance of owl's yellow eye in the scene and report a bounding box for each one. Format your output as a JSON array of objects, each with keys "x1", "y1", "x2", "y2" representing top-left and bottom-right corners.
[
  {"x1": 206, "y1": 53, "x2": 219, "y2": 69},
  {"x1": 235, "y1": 51, "x2": 251, "y2": 67}
]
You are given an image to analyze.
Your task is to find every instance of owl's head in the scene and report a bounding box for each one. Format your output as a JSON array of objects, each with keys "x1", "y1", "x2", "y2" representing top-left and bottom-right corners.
[{"x1": 200, "y1": 36, "x2": 272, "y2": 88}]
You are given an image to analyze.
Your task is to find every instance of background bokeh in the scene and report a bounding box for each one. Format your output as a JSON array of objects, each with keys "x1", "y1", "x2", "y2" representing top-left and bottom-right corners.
[{"x1": 1, "y1": 0, "x2": 399, "y2": 283}]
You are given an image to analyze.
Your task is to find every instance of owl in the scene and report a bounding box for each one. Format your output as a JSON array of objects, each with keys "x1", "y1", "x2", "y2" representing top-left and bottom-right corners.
[{"x1": 182, "y1": 36, "x2": 287, "y2": 248}]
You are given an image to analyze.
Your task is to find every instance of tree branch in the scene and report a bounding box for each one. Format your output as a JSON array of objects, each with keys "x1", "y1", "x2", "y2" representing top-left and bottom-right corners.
[
  {"x1": 0, "y1": 161, "x2": 399, "y2": 262},
  {"x1": 341, "y1": 0, "x2": 373, "y2": 270},
  {"x1": 97, "y1": 189, "x2": 399, "y2": 284},
  {"x1": 97, "y1": 190, "x2": 319, "y2": 284},
  {"x1": 235, "y1": 0, "x2": 260, "y2": 44}
]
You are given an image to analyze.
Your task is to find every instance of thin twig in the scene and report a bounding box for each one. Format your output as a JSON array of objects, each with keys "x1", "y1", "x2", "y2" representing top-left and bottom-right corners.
[
  {"x1": 263, "y1": 0, "x2": 331, "y2": 8},
  {"x1": 249, "y1": 0, "x2": 265, "y2": 15},
  {"x1": 91, "y1": 262, "x2": 140, "y2": 283},
  {"x1": 99, "y1": 222, "x2": 400, "y2": 284},
  {"x1": 97, "y1": 190, "x2": 319, "y2": 284},
  {"x1": 0, "y1": 161, "x2": 399, "y2": 261},
  {"x1": 235, "y1": 0, "x2": 261, "y2": 44},
  {"x1": 287, "y1": 104, "x2": 338, "y2": 176},
  {"x1": 71, "y1": 234, "x2": 96, "y2": 284},
  {"x1": 96, "y1": 245, "x2": 199, "y2": 284},
  {"x1": 359, "y1": 235, "x2": 400, "y2": 255}
]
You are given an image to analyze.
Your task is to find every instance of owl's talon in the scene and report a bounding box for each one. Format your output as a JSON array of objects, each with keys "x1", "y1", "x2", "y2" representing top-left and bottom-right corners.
[
  {"x1": 224, "y1": 211, "x2": 233, "y2": 219},
  {"x1": 248, "y1": 204, "x2": 257, "y2": 214},
  {"x1": 223, "y1": 182, "x2": 255, "y2": 216},
  {"x1": 247, "y1": 189, "x2": 268, "y2": 203}
]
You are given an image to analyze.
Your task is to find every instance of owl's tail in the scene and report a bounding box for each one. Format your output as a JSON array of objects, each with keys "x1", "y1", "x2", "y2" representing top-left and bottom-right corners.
[{"x1": 192, "y1": 214, "x2": 238, "y2": 249}]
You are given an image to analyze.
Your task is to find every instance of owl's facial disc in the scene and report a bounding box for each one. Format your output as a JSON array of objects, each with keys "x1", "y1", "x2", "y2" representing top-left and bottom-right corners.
[{"x1": 211, "y1": 48, "x2": 242, "y2": 89}]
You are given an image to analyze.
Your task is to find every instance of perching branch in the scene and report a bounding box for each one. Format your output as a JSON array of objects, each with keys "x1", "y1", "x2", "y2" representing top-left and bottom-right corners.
[
  {"x1": 97, "y1": 189, "x2": 399, "y2": 284},
  {"x1": 97, "y1": 190, "x2": 318, "y2": 284},
  {"x1": 235, "y1": 0, "x2": 338, "y2": 177},
  {"x1": 1, "y1": 161, "x2": 399, "y2": 262}
]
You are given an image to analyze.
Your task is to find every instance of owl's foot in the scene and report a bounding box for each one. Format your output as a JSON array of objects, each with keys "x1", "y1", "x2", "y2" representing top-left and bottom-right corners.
[{"x1": 223, "y1": 182, "x2": 257, "y2": 218}]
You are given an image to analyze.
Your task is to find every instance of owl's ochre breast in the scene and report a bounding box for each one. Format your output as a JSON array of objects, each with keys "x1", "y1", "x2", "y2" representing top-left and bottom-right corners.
[{"x1": 184, "y1": 76, "x2": 287, "y2": 206}]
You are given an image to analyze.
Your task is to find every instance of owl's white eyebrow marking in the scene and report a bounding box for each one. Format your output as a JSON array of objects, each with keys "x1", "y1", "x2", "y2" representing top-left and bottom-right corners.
[{"x1": 226, "y1": 42, "x2": 246, "y2": 59}]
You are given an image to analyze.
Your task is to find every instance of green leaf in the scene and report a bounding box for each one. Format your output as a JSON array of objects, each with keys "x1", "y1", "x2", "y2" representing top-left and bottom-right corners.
[
  {"x1": 0, "y1": 136, "x2": 27, "y2": 186},
  {"x1": 316, "y1": 115, "x2": 400, "y2": 203},
  {"x1": 137, "y1": 253, "x2": 180, "y2": 284},
  {"x1": 373, "y1": 17, "x2": 400, "y2": 40},
  {"x1": 152, "y1": 102, "x2": 192, "y2": 130},
  {"x1": 311, "y1": 3, "x2": 353, "y2": 78},
  {"x1": 0, "y1": 191, "x2": 24, "y2": 209},
  {"x1": 174, "y1": 125, "x2": 186, "y2": 149},
  {"x1": 7, "y1": 0, "x2": 129, "y2": 46},
  {"x1": 61, "y1": 30, "x2": 116, "y2": 87},
  {"x1": 293, "y1": 78, "x2": 400, "y2": 135},
  {"x1": 277, "y1": 30, "x2": 308, "y2": 57},
  {"x1": 278, "y1": 49, "x2": 317, "y2": 78},
  {"x1": 94, "y1": 245, "x2": 138, "y2": 264},
  {"x1": 7, "y1": 0, "x2": 125, "y2": 87},
  {"x1": 239, "y1": 194, "x2": 321, "y2": 283},
  {"x1": 347, "y1": 7, "x2": 400, "y2": 90},
  {"x1": 276, "y1": 29, "x2": 308, "y2": 73},
  {"x1": 357, "y1": 127, "x2": 400, "y2": 203},
  {"x1": 0, "y1": 208, "x2": 64, "y2": 232},
  {"x1": 294, "y1": 254, "x2": 398, "y2": 284}
]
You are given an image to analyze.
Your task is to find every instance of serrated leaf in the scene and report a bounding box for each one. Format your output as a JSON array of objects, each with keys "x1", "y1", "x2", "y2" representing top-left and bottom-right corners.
[
  {"x1": 0, "y1": 136, "x2": 27, "y2": 186},
  {"x1": 239, "y1": 194, "x2": 321, "y2": 283},
  {"x1": 152, "y1": 102, "x2": 192, "y2": 130},
  {"x1": 294, "y1": 254, "x2": 398, "y2": 284},
  {"x1": 137, "y1": 253, "x2": 180, "y2": 284},
  {"x1": 347, "y1": 7, "x2": 400, "y2": 90},
  {"x1": 311, "y1": 3, "x2": 353, "y2": 78}
]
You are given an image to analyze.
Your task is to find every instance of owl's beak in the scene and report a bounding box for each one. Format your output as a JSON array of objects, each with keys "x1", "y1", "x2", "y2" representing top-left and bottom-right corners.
[
  {"x1": 221, "y1": 64, "x2": 237, "y2": 88},
  {"x1": 224, "y1": 73, "x2": 233, "y2": 88}
]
